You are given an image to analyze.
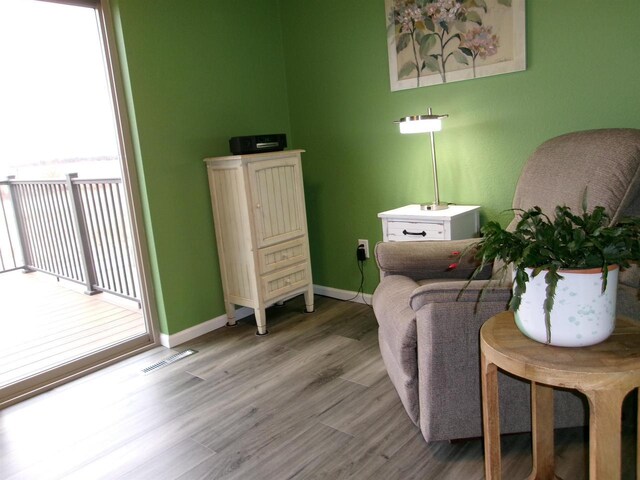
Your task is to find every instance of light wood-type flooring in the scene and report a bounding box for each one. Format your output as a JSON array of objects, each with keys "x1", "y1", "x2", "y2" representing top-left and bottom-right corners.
[{"x1": 1, "y1": 295, "x2": 636, "y2": 479}]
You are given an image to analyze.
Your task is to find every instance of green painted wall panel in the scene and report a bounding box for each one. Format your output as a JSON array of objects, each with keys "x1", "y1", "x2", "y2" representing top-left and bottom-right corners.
[
  {"x1": 113, "y1": 0, "x2": 640, "y2": 336},
  {"x1": 113, "y1": 0, "x2": 291, "y2": 334},
  {"x1": 279, "y1": 0, "x2": 640, "y2": 294}
]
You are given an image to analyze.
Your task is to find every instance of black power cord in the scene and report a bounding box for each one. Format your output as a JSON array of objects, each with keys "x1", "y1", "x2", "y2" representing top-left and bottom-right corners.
[{"x1": 344, "y1": 244, "x2": 371, "y2": 307}]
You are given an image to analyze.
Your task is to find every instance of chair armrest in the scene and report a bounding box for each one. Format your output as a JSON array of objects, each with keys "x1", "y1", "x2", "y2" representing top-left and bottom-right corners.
[
  {"x1": 620, "y1": 263, "x2": 639, "y2": 289},
  {"x1": 410, "y1": 280, "x2": 512, "y2": 311},
  {"x1": 375, "y1": 240, "x2": 491, "y2": 281}
]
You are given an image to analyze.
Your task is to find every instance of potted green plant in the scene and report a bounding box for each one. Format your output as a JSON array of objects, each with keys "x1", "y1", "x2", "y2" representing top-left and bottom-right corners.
[{"x1": 464, "y1": 201, "x2": 640, "y2": 346}]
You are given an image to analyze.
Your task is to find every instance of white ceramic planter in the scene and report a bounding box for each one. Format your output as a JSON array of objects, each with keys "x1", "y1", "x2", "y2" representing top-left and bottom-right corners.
[{"x1": 514, "y1": 266, "x2": 618, "y2": 347}]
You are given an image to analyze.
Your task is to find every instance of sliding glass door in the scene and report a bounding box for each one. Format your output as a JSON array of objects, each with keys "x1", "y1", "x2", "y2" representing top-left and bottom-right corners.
[{"x1": 0, "y1": 0, "x2": 157, "y2": 407}]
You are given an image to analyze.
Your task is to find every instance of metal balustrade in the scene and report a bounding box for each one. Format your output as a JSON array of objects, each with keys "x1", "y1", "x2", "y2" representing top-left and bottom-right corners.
[{"x1": 0, "y1": 174, "x2": 139, "y2": 302}]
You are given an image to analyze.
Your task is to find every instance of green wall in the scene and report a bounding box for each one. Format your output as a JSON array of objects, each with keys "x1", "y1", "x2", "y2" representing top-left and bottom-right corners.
[
  {"x1": 113, "y1": 0, "x2": 291, "y2": 334},
  {"x1": 113, "y1": 0, "x2": 640, "y2": 335},
  {"x1": 279, "y1": 0, "x2": 640, "y2": 295}
]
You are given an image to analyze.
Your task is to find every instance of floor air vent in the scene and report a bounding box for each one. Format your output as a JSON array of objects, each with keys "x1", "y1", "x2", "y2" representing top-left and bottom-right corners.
[{"x1": 142, "y1": 349, "x2": 198, "y2": 374}]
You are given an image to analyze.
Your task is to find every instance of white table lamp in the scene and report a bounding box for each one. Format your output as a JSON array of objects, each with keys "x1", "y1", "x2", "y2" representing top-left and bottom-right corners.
[{"x1": 396, "y1": 107, "x2": 449, "y2": 211}]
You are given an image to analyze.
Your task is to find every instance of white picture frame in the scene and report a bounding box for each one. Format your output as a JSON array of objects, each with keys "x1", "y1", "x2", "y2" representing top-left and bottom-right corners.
[{"x1": 386, "y1": 0, "x2": 526, "y2": 91}]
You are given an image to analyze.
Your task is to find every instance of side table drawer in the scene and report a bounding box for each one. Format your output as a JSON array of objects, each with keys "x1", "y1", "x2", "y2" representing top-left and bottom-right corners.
[
  {"x1": 261, "y1": 263, "x2": 310, "y2": 302},
  {"x1": 258, "y1": 237, "x2": 307, "y2": 274},
  {"x1": 387, "y1": 220, "x2": 445, "y2": 241}
]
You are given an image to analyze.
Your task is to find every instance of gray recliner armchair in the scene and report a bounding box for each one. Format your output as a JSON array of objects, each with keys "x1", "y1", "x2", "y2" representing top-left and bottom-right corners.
[{"x1": 372, "y1": 128, "x2": 640, "y2": 443}]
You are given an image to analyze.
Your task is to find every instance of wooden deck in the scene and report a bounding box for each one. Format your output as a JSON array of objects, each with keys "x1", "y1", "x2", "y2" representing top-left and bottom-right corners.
[{"x1": 0, "y1": 270, "x2": 145, "y2": 387}]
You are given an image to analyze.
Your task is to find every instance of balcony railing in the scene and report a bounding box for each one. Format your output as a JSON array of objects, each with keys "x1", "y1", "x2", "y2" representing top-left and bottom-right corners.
[{"x1": 0, "y1": 174, "x2": 139, "y2": 302}]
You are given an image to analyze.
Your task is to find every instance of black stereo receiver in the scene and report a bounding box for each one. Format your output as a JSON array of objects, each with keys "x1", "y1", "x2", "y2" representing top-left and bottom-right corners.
[{"x1": 229, "y1": 133, "x2": 287, "y2": 155}]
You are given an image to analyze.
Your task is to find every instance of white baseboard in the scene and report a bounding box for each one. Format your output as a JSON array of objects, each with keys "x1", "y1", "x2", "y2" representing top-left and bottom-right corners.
[
  {"x1": 159, "y1": 284, "x2": 372, "y2": 347},
  {"x1": 159, "y1": 306, "x2": 254, "y2": 348},
  {"x1": 312, "y1": 285, "x2": 372, "y2": 305}
]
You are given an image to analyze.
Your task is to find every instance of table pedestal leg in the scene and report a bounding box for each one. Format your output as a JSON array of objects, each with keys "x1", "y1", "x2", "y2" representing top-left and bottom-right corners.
[
  {"x1": 583, "y1": 388, "x2": 628, "y2": 480},
  {"x1": 481, "y1": 351, "x2": 501, "y2": 480},
  {"x1": 528, "y1": 382, "x2": 557, "y2": 480}
]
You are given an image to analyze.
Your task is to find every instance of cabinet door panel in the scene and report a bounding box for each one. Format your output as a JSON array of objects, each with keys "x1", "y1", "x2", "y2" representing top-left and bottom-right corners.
[{"x1": 248, "y1": 157, "x2": 305, "y2": 248}]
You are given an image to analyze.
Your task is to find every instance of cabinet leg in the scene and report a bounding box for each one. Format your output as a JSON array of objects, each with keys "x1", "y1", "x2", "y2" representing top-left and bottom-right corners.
[
  {"x1": 224, "y1": 301, "x2": 237, "y2": 327},
  {"x1": 255, "y1": 308, "x2": 268, "y2": 335},
  {"x1": 304, "y1": 286, "x2": 314, "y2": 313}
]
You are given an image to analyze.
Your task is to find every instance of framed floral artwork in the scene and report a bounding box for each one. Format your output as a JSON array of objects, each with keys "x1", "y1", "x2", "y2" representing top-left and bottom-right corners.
[{"x1": 386, "y1": 0, "x2": 526, "y2": 91}]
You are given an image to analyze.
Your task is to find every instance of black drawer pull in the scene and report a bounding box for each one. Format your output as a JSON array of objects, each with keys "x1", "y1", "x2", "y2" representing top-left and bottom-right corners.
[{"x1": 403, "y1": 229, "x2": 427, "y2": 237}]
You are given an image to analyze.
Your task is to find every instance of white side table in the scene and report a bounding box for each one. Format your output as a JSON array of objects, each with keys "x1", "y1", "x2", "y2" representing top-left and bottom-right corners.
[{"x1": 378, "y1": 204, "x2": 480, "y2": 242}]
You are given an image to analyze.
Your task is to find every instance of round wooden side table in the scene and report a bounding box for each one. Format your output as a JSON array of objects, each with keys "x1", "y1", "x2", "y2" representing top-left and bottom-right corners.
[{"x1": 480, "y1": 311, "x2": 640, "y2": 480}]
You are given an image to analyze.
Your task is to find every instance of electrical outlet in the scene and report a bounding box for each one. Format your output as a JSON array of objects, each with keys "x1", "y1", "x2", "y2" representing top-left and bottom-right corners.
[{"x1": 357, "y1": 239, "x2": 369, "y2": 259}]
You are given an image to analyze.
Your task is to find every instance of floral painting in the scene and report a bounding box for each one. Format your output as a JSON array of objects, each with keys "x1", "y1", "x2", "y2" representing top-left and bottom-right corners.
[{"x1": 386, "y1": 0, "x2": 526, "y2": 91}]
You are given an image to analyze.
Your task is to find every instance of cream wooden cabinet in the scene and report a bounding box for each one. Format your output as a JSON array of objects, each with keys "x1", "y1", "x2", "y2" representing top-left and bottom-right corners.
[{"x1": 204, "y1": 149, "x2": 314, "y2": 335}]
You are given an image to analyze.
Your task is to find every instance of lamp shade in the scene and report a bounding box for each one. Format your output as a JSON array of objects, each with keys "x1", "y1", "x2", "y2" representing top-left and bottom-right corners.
[
  {"x1": 394, "y1": 107, "x2": 450, "y2": 211},
  {"x1": 398, "y1": 115, "x2": 442, "y2": 134}
]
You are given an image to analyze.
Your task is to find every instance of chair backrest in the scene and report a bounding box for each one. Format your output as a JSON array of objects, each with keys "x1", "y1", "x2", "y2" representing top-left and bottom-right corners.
[
  {"x1": 492, "y1": 129, "x2": 640, "y2": 282},
  {"x1": 511, "y1": 128, "x2": 640, "y2": 224}
]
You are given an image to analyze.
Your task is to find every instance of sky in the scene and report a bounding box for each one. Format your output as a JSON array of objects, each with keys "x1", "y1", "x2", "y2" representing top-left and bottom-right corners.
[{"x1": 0, "y1": 0, "x2": 119, "y2": 177}]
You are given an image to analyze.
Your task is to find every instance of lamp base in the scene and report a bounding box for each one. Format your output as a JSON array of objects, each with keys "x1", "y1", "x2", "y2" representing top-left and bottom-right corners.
[{"x1": 420, "y1": 202, "x2": 448, "y2": 211}]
